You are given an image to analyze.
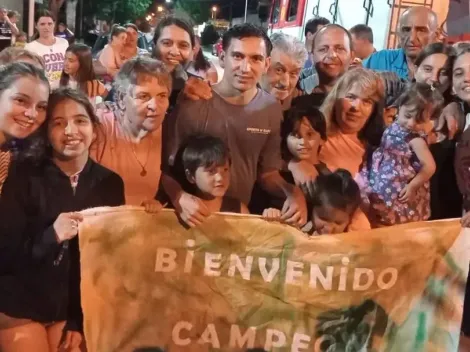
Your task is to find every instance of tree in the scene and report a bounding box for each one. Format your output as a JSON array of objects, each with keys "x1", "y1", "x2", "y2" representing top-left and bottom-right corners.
[
  {"x1": 175, "y1": 0, "x2": 211, "y2": 25},
  {"x1": 200, "y1": 24, "x2": 219, "y2": 46},
  {"x1": 82, "y1": 0, "x2": 152, "y2": 24}
]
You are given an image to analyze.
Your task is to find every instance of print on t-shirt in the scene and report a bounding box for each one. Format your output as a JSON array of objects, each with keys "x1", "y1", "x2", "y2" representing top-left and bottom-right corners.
[{"x1": 25, "y1": 37, "x2": 69, "y2": 89}]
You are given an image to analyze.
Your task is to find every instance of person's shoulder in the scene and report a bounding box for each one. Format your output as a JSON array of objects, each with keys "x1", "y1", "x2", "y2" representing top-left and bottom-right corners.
[
  {"x1": 364, "y1": 48, "x2": 403, "y2": 67},
  {"x1": 24, "y1": 41, "x2": 39, "y2": 50},
  {"x1": 55, "y1": 37, "x2": 69, "y2": 47}
]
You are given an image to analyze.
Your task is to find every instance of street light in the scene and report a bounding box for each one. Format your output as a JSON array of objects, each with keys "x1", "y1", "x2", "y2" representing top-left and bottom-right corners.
[
  {"x1": 211, "y1": 6, "x2": 218, "y2": 20},
  {"x1": 165, "y1": 0, "x2": 172, "y2": 2},
  {"x1": 157, "y1": 5, "x2": 164, "y2": 12}
]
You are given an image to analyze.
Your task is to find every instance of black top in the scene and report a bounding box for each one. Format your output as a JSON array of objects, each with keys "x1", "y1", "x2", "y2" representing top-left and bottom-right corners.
[{"x1": 0, "y1": 158, "x2": 125, "y2": 330}]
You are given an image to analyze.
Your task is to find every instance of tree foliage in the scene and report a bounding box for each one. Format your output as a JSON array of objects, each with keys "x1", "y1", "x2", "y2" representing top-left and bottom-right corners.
[{"x1": 175, "y1": 0, "x2": 211, "y2": 25}]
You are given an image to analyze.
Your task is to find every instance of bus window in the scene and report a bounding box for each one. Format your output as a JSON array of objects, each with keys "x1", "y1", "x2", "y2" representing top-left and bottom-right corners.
[
  {"x1": 272, "y1": 0, "x2": 281, "y2": 24},
  {"x1": 288, "y1": 0, "x2": 299, "y2": 22}
]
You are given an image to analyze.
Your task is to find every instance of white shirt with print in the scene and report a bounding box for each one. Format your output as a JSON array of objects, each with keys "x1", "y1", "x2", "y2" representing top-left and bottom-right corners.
[{"x1": 25, "y1": 37, "x2": 69, "y2": 89}]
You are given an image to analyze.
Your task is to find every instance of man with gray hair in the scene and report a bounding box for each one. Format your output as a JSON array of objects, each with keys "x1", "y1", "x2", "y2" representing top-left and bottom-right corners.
[
  {"x1": 260, "y1": 32, "x2": 307, "y2": 110},
  {"x1": 363, "y1": 6, "x2": 439, "y2": 80}
]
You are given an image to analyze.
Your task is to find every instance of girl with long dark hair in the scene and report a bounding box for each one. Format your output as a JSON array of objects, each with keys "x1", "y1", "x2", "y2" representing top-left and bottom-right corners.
[{"x1": 60, "y1": 43, "x2": 107, "y2": 105}]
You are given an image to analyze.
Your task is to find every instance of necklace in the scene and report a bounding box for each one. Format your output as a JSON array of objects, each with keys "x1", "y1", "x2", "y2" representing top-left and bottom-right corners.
[{"x1": 129, "y1": 136, "x2": 152, "y2": 177}]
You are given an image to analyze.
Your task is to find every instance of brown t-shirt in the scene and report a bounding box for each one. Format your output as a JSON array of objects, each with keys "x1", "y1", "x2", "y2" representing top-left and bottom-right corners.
[{"x1": 163, "y1": 88, "x2": 283, "y2": 204}]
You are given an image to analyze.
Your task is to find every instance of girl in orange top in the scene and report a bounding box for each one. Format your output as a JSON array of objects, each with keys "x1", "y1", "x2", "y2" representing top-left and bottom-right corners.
[{"x1": 60, "y1": 44, "x2": 107, "y2": 106}]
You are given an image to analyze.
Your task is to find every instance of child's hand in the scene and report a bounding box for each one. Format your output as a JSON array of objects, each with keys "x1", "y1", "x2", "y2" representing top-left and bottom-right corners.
[
  {"x1": 262, "y1": 208, "x2": 282, "y2": 221},
  {"x1": 141, "y1": 199, "x2": 164, "y2": 213},
  {"x1": 398, "y1": 184, "x2": 417, "y2": 203}
]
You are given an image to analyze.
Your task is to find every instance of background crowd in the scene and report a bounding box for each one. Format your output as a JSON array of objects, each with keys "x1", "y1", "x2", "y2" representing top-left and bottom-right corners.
[{"x1": 0, "y1": 4, "x2": 469, "y2": 351}]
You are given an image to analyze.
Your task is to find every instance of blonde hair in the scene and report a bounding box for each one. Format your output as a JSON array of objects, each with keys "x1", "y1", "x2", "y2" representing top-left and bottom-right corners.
[{"x1": 321, "y1": 67, "x2": 385, "y2": 134}]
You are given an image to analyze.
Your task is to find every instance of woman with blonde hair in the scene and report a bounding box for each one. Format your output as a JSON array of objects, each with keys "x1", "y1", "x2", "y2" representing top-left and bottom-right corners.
[{"x1": 319, "y1": 67, "x2": 386, "y2": 175}]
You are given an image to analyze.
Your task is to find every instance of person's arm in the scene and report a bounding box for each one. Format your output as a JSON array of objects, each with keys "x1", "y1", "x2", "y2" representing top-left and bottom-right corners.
[
  {"x1": 4, "y1": 16, "x2": 19, "y2": 36},
  {"x1": 399, "y1": 137, "x2": 436, "y2": 202},
  {"x1": 257, "y1": 108, "x2": 307, "y2": 225},
  {"x1": 240, "y1": 202, "x2": 250, "y2": 214},
  {"x1": 160, "y1": 102, "x2": 210, "y2": 226}
]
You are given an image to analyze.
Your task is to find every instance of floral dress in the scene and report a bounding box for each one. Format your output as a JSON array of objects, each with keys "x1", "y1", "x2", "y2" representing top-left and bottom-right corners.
[{"x1": 358, "y1": 121, "x2": 430, "y2": 226}]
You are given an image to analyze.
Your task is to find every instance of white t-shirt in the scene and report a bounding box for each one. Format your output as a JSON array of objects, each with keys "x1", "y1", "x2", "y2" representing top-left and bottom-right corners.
[{"x1": 25, "y1": 37, "x2": 69, "y2": 89}]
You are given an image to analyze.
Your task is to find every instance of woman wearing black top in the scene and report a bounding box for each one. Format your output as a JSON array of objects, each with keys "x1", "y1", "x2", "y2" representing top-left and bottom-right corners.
[{"x1": 0, "y1": 88, "x2": 125, "y2": 351}]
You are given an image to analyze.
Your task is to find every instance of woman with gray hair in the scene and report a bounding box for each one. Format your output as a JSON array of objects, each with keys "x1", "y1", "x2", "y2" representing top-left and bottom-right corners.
[{"x1": 92, "y1": 56, "x2": 172, "y2": 206}]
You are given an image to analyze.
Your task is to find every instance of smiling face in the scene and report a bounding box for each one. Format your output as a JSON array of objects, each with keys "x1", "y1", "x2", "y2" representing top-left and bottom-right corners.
[
  {"x1": 452, "y1": 52, "x2": 470, "y2": 103},
  {"x1": 312, "y1": 27, "x2": 352, "y2": 82},
  {"x1": 0, "y1": 76, "x2": 49, "y2": 141},
  {"x1": 48, "y1": 98, "x2": 95, "y2": 160},
  {"x1": 286, "y1": 117, "x2": 323, "y2": 161},
  {"x1": 334, "y1": 83, "x2": 375, "y2": 134},
  {"x1": 220, "y1": 36, "x2": 270, "y2": 93},
  {"x1": 415, "y1": 53, "x2": 450, "y2": 93},
  {"x1": 126, "y1": 27, "x2": 138, "y2": 46},
  {"x1": 155, "y1": 24, "x2": 192, "y2": 72},
  {"x1": 261, "y1": 47, "x2": 302, "y2": 101},
  {"x1": 121, "y1": 75, "x2": 170, "y2": 133}
]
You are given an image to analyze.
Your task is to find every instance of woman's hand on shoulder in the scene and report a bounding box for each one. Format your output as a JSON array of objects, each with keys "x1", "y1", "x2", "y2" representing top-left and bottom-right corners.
[{"x1": 183, "y1": 76, "x2": 212, "y2": 101}]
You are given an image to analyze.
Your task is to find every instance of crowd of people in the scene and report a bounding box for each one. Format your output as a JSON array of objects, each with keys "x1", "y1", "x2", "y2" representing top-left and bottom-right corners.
[{"x1": 0, "y1": 4, "x2": 470, "y2": 351}]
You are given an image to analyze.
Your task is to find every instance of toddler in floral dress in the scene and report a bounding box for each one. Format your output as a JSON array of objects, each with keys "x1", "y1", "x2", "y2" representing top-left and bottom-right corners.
[{"x1": 358, "y1": 83, "x2": 443, "y2": 226}]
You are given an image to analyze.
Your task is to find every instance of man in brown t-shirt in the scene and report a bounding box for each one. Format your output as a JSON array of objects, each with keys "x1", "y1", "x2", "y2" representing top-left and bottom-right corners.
[{"x1": 162, "y1": 24, "x2": 307, "y2": 227}]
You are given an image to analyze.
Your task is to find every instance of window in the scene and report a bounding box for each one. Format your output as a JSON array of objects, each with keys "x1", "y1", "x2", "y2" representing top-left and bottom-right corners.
[
  {"x1": 271, "y1": 0, "x2": 281, "y2": 24},
  {"x1": 287, "y1": 0, "x2": 299, "y2": 22}
]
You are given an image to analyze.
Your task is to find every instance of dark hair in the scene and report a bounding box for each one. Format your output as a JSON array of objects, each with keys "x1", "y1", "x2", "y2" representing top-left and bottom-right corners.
[
  {"x1": 0, "y1": 62, "x2": 49, "y2": 96},
  {"x1": 350, "y1": 24, "x2": 374, "y2": 44},
  {"x1": 222, "y1": 23, "x2": 272, "y2": 56},
  {"x1": 110, "y1": 24, "x2": 126, "y2": 39},
  {"x1": 281, "y1": 106, "x2": 327, "y2": 161},
  {"x1": 0, "y1": 47, "x2": 45, "y2": 69},
  {"x1": 32, "y1": 10, "x2": 55, "y2": 41},
  {"x1": 313, "y1": 24, "x2": 353, "y2": 52},
  {"x1": 124, "y1": 23, "x2": 139, "y2": 33},
  {"x1": 305, "y1": 17, "x2": 330, "y2": 37},
  {"x1": 60, "y1": 44, "x2": 98, "y2": 96},
  {"x1": 415, "y1": 42, "x2": 454, "y2": 67},
  {"x1": 152, "y1": 16, "x2": 195, "y2": 48},
  {"x1": 0, "y1": 63, "x2": 49, "y2": 160},
  {"x1": 305, "y1": 169, "x2": 361, "y2": 219},
  {"x1": 359, "y1": 96, "x2": 385, "y2": 149},
  {"x1": 194, "y1": 48, "x2": 211, "y2": 72},
  {"x1": 34, "y1": 9, "x2": 54, "y2": 23},
  {"x1": 395, "y1": 82, "x2": 444, "y2": 123},
  {"x1": 182, "y1": 134, "x2": 230, "y2": 176}
]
